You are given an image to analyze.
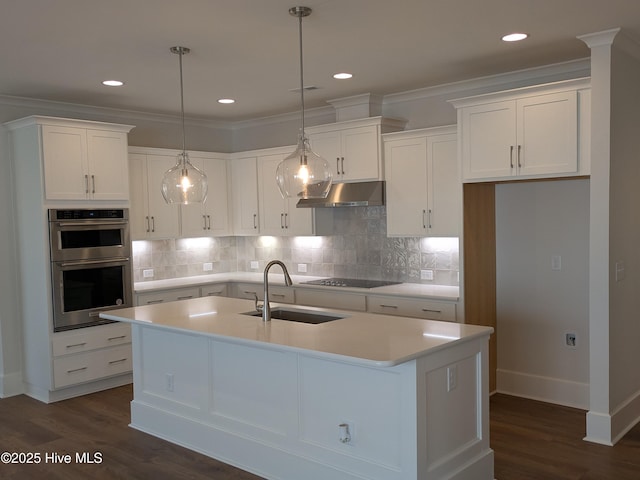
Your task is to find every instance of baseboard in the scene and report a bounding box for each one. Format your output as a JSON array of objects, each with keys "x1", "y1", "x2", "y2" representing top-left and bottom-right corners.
[
  {"x1": 24, "y1": 374, "x2": 132, "y2": 403},
  {"x1": 0, "y1": 371, "x2": 24, "y2": 398},
  {"x1": 585, "y1": 388, "x2": 640, "y2": 446},
  {"x1": 496, "y1": 369, "x2": 589, "y2": 409}
]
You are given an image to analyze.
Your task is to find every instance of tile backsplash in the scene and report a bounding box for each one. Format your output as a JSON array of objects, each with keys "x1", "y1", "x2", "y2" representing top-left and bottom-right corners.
[{"x1": 132, "y1": 206, "x2": 459, "y2": 285}]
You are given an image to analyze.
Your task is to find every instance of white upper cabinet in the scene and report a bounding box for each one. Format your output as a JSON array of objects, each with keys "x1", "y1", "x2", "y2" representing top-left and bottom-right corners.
[
  {"x1": 230, "y1": 155, "x2": 260, "y2": 235},
  {"x1": 42, "y1": 124, "x2": 131, "y2": 200},
  {"x1": 180, "y1": 154, "x2": 230, "y2": 237},
  {"x1": 257, "y1": 151, "x2": 313, "y2": 236},
  {"x1": 307, "y1": 117, "x2": 406, "y2": 183},
  {"x1": 451, "y1": 78, "x2": 590, "y2": 183},
  {"x1": 384, "y1": 126, "x2": 460, "y2": 237},
  {"x1": 128, "y1": 151, "x2": 180, "y2": 240}
]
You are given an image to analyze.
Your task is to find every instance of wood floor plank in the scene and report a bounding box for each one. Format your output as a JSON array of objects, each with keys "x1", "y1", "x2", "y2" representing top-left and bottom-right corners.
[{"x1": 1, "y1": 386, "x2": 639, "y2": 479}]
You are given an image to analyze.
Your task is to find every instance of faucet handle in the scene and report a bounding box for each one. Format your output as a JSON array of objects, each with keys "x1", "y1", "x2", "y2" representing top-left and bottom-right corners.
[{"x1": 253, "y1": 293, "x2": 263, "y2": 312}]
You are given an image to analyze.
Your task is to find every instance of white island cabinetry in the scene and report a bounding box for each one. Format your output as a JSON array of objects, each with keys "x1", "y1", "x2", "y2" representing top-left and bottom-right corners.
[{"x1": 102, "y1": 295, "x2": 493, "y2": 480}]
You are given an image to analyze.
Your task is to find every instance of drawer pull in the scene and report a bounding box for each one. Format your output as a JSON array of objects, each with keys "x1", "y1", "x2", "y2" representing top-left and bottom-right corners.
[
  {"x1": 108, "y1": 335, "x2": 127, "y2": 341},
  {"x1": 177, "y1": 295, "x2": 194, "y2": 300},
  {"x1": 421, "y1": 308, "x2": 442, "y2": 314},
  {"x1": 66, "y1": 342, "x2": 87, "y2": 349},
  {"x1": 243, "y1": 291, "x2": 257, "y2": 295},
  {"x1": 146, "y1": 299, "x2": 164, "y2": 304},
  {"x1": 271, "y1": 293, "x2": 285, "y2": 298},
  {"x1": 206, "y1": 291, "x2": 223, "y2": 296},
  {"x1": 379, "y1": 304, "x2": 398, "y2": 309},
  {"x1": 108, "y1": 358, "x2": 128, "y2": 365},
  {"x1": 67, "y1": 366, "x2": 88, "y2": 374}
]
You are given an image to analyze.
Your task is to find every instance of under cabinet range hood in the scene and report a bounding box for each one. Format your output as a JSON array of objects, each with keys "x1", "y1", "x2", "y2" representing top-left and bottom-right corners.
[{"x1": 296, "y1": 181, "x2": 385, "y2": 208}]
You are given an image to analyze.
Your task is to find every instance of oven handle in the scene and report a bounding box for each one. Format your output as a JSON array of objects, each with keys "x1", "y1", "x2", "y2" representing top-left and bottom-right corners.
[
  {"x1": 56, "y1": 221, "x2": 129, "y2": 227},
  {"x1": 60, "y1": 258, "x2": 130, "y2": 267}
]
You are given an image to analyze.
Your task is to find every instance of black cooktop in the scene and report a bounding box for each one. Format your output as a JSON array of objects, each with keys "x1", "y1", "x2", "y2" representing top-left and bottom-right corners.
[{"x1": 302, "y1": 278, "x2": 401, "y2": 288}]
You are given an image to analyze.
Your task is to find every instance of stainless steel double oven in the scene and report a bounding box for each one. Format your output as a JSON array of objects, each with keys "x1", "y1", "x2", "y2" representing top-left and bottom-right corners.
[{"x1": 49, "y1": 208, "x2": 133, "y2": 332}]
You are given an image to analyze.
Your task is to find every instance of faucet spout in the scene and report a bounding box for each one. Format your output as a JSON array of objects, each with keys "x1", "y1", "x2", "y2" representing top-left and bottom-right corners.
[{"x1": 262, "y1": 260, "x2": 293, "y2": 322}]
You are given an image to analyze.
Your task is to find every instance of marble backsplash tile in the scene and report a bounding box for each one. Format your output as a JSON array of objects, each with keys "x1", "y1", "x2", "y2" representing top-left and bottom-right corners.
[{"x1": 133, "y1": 206, "x2": 459, "y2": 286}]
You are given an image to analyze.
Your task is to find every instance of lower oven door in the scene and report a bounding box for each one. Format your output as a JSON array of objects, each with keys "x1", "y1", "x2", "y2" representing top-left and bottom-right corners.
[{"x1": 51, "y1": 258, "x2": 133, "y2": 332}]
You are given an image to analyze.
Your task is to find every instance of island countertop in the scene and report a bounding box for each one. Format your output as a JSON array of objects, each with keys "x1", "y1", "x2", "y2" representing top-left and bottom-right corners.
[{"x1": 101, "y1": 295, "x2": 491, "y2": 367}]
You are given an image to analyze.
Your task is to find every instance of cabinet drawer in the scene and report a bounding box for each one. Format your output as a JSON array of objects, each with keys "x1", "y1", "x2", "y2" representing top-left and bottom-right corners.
[
  {"x1": 51, "y1": 322, "x2": 131, "y2": 357},
  {"x1": 136, "y1": 286, "x2": 201, "y2": 305},
  {"x1": 296, "y1": 289, "x2": 367, "y2": 312},
  {"x1": 234, "y1": 283, "x2": 295, "y2": 304},
  {"x1": 200, "y1": 283, "x2": 228, "y2": 297},
  {"x1": 367, "y1": 295, "x2": 457, "y2": 322},
  {"x1": 53, "y1": 344, "x2": 132, "y2": 389}
]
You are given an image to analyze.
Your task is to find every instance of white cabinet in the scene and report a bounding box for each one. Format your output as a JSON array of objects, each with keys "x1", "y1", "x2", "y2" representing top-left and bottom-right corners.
[
  {"x1": 384, "y1": 126, "x2": 460, "y2": 236},
  {"x1": 230, "y1": 155, "x2": 260, "y2": 235},
  {"x1": 451, "y1": 78, "x2": 590, "y2": 182},
  {"x1": 200, "y1": 283, "x2": 228, "y2": 298},
  {"x1": 307, "y1": 117, "x2": 406, "y2": 183},
  {"x1": 180, "y1": 153, "x2": 231, "y2": 237},
  {"x1": 232, "y1": 282, "x2": 295, "y2": 304},
  {"x1": 257, "y1": 152, "x2": 313, "y2": 236},
  {"x1": 40, "y1": 122, "x2": 133, "y2": 201},
  {"x1": 367, "y1": 295, "x2": 457, "y2": 322},
  {"x1": 295, "y1": 288, "x2": 367, "y2": 312},
  {"x1": 51, "y1": 322, "x2": 132, "y2": 389},
  {"x1": 136, "y1": 286, "x2": 201, "y2": 306},
  {"x1": 128, "y1": 150, "x2": 180, "y2": 240}
]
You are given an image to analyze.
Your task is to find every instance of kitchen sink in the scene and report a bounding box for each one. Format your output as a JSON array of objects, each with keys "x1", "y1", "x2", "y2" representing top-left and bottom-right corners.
[{"x1": 242, "y1": 308, "x2": 344, "y2": 324}]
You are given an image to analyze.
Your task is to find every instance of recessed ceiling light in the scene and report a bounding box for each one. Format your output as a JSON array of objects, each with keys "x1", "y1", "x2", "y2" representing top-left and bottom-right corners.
[
  {"x1": 333, "y1": 72, "x2": 353, "y2": 80},
  {"x1": 502, "y1": 33, "x2": 528, "y2": 42},
  {"x1": 102, "y1": 80, "x2": 124, "y2": 87},
  {"x1": 218, "y1": 98, "x2": 235, "y2": 104}
]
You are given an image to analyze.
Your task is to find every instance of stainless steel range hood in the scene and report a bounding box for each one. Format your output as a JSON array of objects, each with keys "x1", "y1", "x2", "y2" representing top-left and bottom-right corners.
[{"x1": 296, "y1": 181, "x2": 385, "y2": 208}]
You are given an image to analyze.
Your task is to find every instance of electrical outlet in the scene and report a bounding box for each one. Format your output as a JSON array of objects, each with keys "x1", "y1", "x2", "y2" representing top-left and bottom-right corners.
[
  {"x1": 250, "y1": 261, "x2": 259, "y2": 270},
  {"x1": 143, "y1": 269, "x2": 154, "y2": 278},
  {"x1": 421, "y1": 269, "x2": 434, "y2": 281},
  {"x1": 298, "y1": 263, "x2": 307, "y2": 273},
  {"x1": 551, "y1": 255, "x2": 562, "y2": 271},
  {"x1": 447, "y1": 365, "x2": 458, "y2": 392},
  {"x1": 203, "y1": 262, "x2": 213, "y2": 271},
  {"x1": 166, "y1": 373, "x2": 174, "y2": 392},
  {"x1": 565, "y1": 333, "x2": 577, "y2": 348},
  {"x1": 615, "y1": 262, "x2": 625, "y2": 282}
]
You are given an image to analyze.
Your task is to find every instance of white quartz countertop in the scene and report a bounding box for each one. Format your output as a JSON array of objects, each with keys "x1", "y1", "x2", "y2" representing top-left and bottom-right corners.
[
  {"x1": 134, "y1": 272, "x2": 459, "y2": 301},
  {"x1": 101, "y1": 295, "x2": 490, "y2": 367}
]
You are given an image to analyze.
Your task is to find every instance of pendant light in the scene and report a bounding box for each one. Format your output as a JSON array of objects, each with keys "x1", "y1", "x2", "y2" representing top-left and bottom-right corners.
[
  {"x1": 276, "y1": 6, "x2": 332, "y2": 199},
  {"x1": 161, "y1": 46, "x2": 208, "y2": 204}
]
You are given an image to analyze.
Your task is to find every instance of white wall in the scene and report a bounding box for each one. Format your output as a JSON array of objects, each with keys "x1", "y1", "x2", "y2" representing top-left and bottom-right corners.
[{"x1": 495, "y1": 180, "x2": 590, "y2": 408}]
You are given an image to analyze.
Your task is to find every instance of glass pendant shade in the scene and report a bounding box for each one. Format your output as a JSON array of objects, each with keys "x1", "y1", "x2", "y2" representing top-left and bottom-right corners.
[
  {"x1": 161, "y1": 152, "x2": 208, "y2": 204},
  {"x1": 276, "y1": 134, "x2": 331, "y2": 199},
  {"x1": 162, "y1": 45, "x2": 208, "y2": 204}
]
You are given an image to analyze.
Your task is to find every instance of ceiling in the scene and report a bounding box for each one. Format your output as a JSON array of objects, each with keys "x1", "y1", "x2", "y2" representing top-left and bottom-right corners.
[{"x1": 2, "y1": 0, "x2": 639, "y2": 122}]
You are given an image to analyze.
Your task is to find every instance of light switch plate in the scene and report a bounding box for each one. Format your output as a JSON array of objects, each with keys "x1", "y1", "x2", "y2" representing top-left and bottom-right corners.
[
  {"x1": 143, "y1": 269, "x2": 154, "y2": 278},
  {"x1": 250, "y1": 261, "x2": 259, "y2": 270},
  {"x1": 298, "y1": 263, "x2": 307, "y2": 273},
  {"x1": 203, "y1": 262, "x2": 213, "y2": 271},
  {"x1": 421, "y1": 269, "x2": 434, "y2": 281}
]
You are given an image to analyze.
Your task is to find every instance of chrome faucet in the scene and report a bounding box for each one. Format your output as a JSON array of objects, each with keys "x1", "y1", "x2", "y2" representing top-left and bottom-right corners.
[{"x1": 256, "y1": 260, "x2": 293, "y2": 322}]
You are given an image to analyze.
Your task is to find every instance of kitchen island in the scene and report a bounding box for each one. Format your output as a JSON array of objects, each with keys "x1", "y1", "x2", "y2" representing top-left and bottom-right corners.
[{"x1": 101, "y1": 295, "x2": 493, "y2": 480}]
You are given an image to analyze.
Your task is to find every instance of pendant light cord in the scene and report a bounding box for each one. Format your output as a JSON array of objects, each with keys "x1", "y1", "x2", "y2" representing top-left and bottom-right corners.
[
  {"x1": 297, "y1": 10, "x2": 305, "y2": 136},
  {"x1": 178, "y1": 48, "x2": 187, "y2": 165}
]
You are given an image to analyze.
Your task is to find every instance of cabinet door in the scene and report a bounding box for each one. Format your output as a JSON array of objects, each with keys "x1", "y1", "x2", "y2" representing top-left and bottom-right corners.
[
  {"x1": 86, "y1": 129, "x2": 129, "y2": 200},
  {"x1": 230, "y1": 157, "x2": 260, "y2": 235},
  {"x1": 129, "y1": 154, "x2": 151, "y2": 240},
  {"x1": 517, "y1": 91, "x2": 578, "y2": 176},
  {"x1": 427, "y1": 133, "x2": 460, "y2": 236},
  {"x1": 41, "y1": 125, "x2": 88, "y2": 200},
  {"x1": 308, "y1": 130, "x2": 342, "y2": 178},
  {"x1": 340, "y1": 125, "x2": 380, "y2": 182},
  {"x1": 460, "y1": 100, "x2": 516, "y2": 180},
  {"x1": 258, "y1": 154, "x2": 287, "y2": 235},
  {"x1": 384, "y1": 136, "x2": 429, "y2": 236},
  {"x1": 180, "y1": 156, "x2": 230, "y2": 237},
  {"x1": 145, "y1": 155, "x2": 180, "y2": 239}
]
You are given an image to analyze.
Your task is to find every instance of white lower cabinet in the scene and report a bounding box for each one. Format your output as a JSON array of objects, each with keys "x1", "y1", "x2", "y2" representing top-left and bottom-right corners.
[
  {"x1": 295, "y1": 288, "x2": 367, "y2": 311},
  {"x1": 367, "y1": 295, "x2": 457, "y2": 322},
  {"x1": 136, "y1": 286, "x2": 201, "y2": 306},
  {"x1": 51, "y1": 323, "x2": 132, "y2": 389},
  {"x1": 232, "y1": 282, "x2": 295, "y2": 304},
  {"x1": 200, "y1": 283, "x2": 228, "y2": 297}
]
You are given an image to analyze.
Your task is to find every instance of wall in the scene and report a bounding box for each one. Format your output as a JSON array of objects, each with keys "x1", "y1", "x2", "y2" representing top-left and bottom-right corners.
[
  {"x1": 495, "y1": 179, "x2": 590, "y2": 408},
  {"x1": 132, "y1": 207, "x2": 460, "y2": 286}
]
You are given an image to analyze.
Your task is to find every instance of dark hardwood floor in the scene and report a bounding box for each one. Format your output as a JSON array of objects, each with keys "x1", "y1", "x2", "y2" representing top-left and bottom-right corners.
[{"x1": 0, "y1": 385, "x2": 638, "y2": 479}]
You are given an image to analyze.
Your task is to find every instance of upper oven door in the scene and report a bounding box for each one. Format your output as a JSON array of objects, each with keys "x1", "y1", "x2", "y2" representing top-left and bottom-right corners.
[{"x1": 49, "y1": 218, "x2": 130, "y2": 262}]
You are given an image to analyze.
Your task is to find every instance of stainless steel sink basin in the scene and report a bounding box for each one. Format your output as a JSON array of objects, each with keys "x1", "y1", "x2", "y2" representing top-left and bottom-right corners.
[{"x1": 242, "y1": 308, "x2": 344, "y2": 324}]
